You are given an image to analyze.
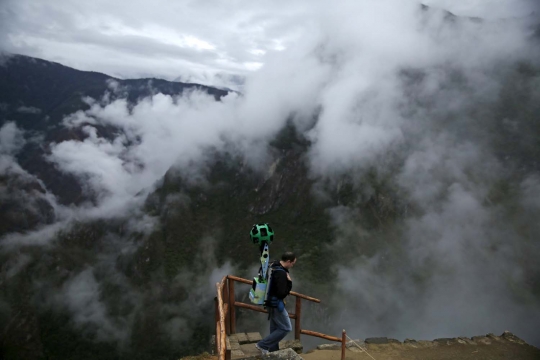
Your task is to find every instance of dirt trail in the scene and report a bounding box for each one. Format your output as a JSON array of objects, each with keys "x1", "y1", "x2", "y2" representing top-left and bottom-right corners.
[{"x1": 302, "y1": 341, "x2": 540, "y2": 360}]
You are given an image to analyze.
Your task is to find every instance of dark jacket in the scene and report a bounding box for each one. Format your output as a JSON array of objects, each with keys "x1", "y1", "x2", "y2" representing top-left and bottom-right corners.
[{"x1": 268, "y1": 261, "x2": 292, "y2": 300}]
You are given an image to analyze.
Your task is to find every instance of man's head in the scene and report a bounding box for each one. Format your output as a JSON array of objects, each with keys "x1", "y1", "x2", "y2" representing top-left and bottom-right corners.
[{"x1": 280, "y1": 252, "x2": 297, "y2": 269}]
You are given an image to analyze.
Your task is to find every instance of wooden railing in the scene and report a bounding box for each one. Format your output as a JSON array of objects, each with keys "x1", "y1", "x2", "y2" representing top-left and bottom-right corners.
[{"x1": 215, "y1": 275, "x2": 347, "y2": 360}]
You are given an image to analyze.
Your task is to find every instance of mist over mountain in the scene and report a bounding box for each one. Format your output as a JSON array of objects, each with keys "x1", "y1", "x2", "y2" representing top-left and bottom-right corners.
[
  {"x1": 1, "y1": 2, "x2": 540, "y2": 360},
  {"x1": 0, "y1": 54, "x2": 228, "y2": 207}
]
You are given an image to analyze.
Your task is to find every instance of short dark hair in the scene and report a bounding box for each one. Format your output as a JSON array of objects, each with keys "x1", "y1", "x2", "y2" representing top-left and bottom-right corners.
[{"x1": 281, "y1": 252, "x2": 296, "y2": 262}]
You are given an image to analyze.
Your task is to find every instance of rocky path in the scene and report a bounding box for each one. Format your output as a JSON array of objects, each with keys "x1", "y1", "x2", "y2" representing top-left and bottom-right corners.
[{"x1": 302, "y1": 332, "x2": 540, "y2": 360}]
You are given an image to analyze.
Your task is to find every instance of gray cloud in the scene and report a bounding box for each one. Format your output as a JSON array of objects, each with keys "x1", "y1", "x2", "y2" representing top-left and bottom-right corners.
[
  {"x1": 37, "y1": 235, "x2": 237, "y2": 349},
  {"x1": 0, "y1": 0, "x2": 310, "y2": 82},
  {"x1": 0, "y1": 122, "x2": 25, "y2": 155},
  {"x1": 16, "y1": 105, "x2": 41, "y2": 114},
  {"x1": 8, "y1": 0, "x2": 534, "y2": 85},
  {"x1": 57, "y1": 268, "x2": 132, "y2": 342},
  {"x1": 280, "y1": 2, "x2": 540, "y2": 347},
  {"x1": 423, "y1": 0, "x2": 539, "y2": 19}
]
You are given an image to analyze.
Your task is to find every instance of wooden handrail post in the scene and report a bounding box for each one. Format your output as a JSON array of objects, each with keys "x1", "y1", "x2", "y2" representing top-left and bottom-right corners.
[
  {"x1": 294, "y1": 296, "x2": 302, "y2": 340},
  {"x1": 214, "y1": 297, "x2": 219, "y2": 355},
  {"x1": 228, "y1": 277, "x2": 236, "y2": 334},
  {"x1": 216, "y1": 319, "x2": 221, "y2": 358},
  {"x1": 217, "y1": 279, "x2": 227, "y2": 360},
  {"x1": 341, "y1": 329, "x2": 346, "y2": 360},
  {"x1": 223, "y1": 279, "x2": 230, "y2": 335}
]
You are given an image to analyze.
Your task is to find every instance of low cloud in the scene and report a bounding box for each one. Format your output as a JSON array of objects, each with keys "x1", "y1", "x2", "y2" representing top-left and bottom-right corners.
[
  {"x1": 247, "y1": 0, "x2": 539, "y2": 347},
  {"x1": 16, "y1": 105, "x2": 41, "y2": 114},
  {"x1": 0, "y1": 122, "x2": 25, "y2": 155},
  {"x1": 58, "y1": 268, "x2": 132, "y2": 342},
  {"x1": 39, "y1": 235, "x2": 238, "y2": 349},
  {"x1": 423, "y1": 0, "x2": 539, "y2": 19},
  {"x1": 48, "y1": 83, "x2": 304, "y2": 216}
]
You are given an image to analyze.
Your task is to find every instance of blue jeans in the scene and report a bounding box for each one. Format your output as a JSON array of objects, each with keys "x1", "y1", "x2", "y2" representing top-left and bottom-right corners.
[{"x1": 257, "y1": 307, "x2": 292, "y2": 352}]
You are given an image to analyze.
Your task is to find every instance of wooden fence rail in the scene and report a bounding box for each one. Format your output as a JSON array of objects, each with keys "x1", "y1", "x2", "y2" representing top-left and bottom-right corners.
[{"x1": 215, "y1": 275, "x2": 346, "y2": 360}]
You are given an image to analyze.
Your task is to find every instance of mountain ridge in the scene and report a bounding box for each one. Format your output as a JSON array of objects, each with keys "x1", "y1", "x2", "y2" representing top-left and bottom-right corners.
[{"x1": 0, "y1": 53, "x2": 230, "y2": 209}]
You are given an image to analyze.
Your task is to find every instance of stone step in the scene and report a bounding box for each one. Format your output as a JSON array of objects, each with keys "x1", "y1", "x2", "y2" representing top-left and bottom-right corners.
[
  {"x1": 229, "y1": 332, "x2": 263, "y2": 345},
  {"x1": 225, "y1": 332, "x2": 303, "y2": 360},
  {"x1": 227, "y1": 332, "x2": 262, "y2": 359}
]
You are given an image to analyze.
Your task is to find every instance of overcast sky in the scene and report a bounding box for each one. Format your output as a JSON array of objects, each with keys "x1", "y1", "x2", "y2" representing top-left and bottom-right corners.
[{"x1": 1, "y1": 0, "x2": 537, "y2": 87}]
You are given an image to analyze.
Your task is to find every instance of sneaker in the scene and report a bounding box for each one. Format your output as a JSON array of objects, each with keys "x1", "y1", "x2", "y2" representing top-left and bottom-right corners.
[{"x1": 255, "y1": 343, "x2": 269, "y2": 355}]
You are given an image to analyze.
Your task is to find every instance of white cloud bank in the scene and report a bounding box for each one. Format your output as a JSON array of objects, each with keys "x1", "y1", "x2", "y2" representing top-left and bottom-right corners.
[{"x1": 45, "y1": 1, "x2": 539, "y2": 214}]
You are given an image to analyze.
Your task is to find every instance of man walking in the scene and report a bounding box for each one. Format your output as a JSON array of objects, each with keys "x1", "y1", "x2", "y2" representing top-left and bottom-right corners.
[{"x1": 256, "y1": 252, "x2": 296, "y2": 354}]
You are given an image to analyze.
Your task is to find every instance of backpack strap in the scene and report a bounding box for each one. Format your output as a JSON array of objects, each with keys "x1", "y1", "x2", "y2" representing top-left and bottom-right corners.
[{"x1": 264, "y1": 266, "x2": 287, "y2": 309}]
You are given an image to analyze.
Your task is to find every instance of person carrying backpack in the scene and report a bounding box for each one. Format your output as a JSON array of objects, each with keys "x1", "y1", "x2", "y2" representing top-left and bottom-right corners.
[{"x1": 256, "y1": 252, "x2": 297, "y2": 354}]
